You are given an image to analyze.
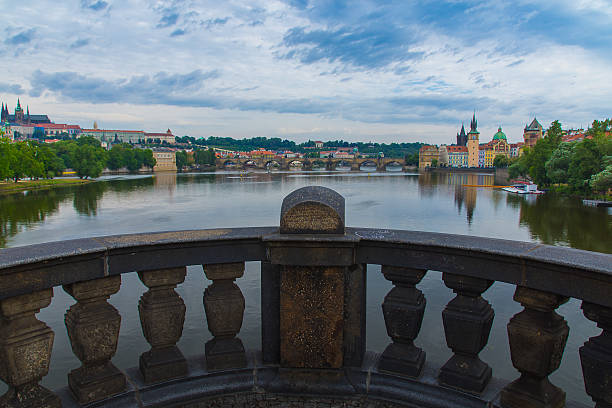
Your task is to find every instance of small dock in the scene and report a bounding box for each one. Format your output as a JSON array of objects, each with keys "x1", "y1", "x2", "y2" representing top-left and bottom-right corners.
[{"x1": 583, "y1": 199, "x2": 612, "y2": 207}]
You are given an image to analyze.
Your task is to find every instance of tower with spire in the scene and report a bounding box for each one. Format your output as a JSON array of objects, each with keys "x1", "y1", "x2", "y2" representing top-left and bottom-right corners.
[
  {"x1": 14, "y1": 99, "x2": 24, "y2": 123},
  {"x1": 456, "y1": 123, "x2": 467, "y2": 146},
  {"x1": 467, "y1": 111, "x2": 480, "y2": 167}
]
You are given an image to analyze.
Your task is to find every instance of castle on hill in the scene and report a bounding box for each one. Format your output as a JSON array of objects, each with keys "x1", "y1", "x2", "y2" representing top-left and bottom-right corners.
[{"x1": 1, "y1": 99, "x2": 51, "y2": 125}]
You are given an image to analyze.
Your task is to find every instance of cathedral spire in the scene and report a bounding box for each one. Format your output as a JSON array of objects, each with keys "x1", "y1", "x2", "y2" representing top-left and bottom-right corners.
[{"x1": 16, "y1": 98, "x2": 21, "y2": 110}]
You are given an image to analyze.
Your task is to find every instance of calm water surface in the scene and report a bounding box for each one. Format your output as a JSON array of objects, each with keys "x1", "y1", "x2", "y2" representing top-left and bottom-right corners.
[{"x1": 1, "y1": 170, "x2": 610, "y2": 404}]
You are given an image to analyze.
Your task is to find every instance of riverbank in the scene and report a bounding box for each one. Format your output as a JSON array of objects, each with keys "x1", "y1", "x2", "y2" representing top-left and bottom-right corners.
[{"x1": 0, "y1": 178, "x2": 93, "y2": 194}]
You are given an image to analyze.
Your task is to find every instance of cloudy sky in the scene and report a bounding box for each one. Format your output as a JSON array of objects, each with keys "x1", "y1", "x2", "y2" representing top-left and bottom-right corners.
[{"x1": 1, "y1": 0, "x2": 611, "y2": 144}]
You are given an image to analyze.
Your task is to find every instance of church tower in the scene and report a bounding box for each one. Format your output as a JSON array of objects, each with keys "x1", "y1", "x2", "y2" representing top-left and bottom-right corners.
[
  {"x1": 467, "y1": 112, "x2": 480, "y2": 167},
  {"x1": 456, "y1": 123, "x2": 467, "y2": 146},
  {"x1": 14, "y1": 99, "x2": 24, "y2": 123}
]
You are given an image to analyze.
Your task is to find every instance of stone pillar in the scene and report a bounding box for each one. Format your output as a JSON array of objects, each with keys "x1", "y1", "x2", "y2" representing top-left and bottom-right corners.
[
  {"x1": 274, "y1": 186, "x2": 365, "y2": 371},
  {"x1": 378, "y1": 266, "x2": 427, "y2": 377},
  {"x1": 64, "y1": 276, "x2": 126, "y2": 405},
  {"x1": 203, "y1": 262, "x2": 247, "y2": 371},
  {"x1": 0, "y1": 289, "x2": 60, "y2": 408},
  {"x1": 499, "y1": 286, "x2": 569, "y2": 408},
  {"x1": 579, "y1": 302, "x2": 612, "y2": 408},
  {"x1": 438, "y1": 273, "x2": 494, "y2": 393},
  {"x1": 138, "y1": 267, "x2": 188, "y2": 384}
]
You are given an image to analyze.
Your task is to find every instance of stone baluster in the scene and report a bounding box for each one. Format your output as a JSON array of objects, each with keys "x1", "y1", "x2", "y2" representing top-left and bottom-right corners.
[
  {"x1": 378, "y1": 266, "x2": 427, "y2": 377},
  {"x1": 0, "y1": 289, "x2": 60, "y2": 408},
  {"x1": 579, "y1": 302, "x2": 612, "y2": 408},
  {"x1": 64, "y1": 276, "x2": 126, "y2": 405},
  {"x1": 203, "y1": 262, "x2": 247, "y2": 370},
  {"x1": 499, "y1": 286, "x2": 569, "y2": 408},
  {"x1": 438, "y1": 273, "x2": 494, "y2": 393},
  {"x1": 138, "y1": 267, "x2": 188, "y2": 384}
]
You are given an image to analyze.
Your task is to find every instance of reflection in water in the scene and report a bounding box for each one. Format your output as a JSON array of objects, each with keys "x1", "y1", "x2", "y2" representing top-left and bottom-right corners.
[
  {"x1": 73, "y1": 182, "x2": 108, "y2": 216},
  {"x1": 0, "y1": 190, "x2": 67, "y2": 247},
  {"x1": 0, "y1": 172, "x2": 610, "y2": 254},
  {"x1": 508, "y1": 193, "x2": 612, "y2": 253}
]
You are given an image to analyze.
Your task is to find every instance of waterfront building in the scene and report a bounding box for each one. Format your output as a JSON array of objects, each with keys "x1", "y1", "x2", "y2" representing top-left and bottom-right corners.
[
  {"x1": 81, "y1": 128, "x2": 146, "y2": 144},
  {"x1": 523, "y1": 118, "x2": 543, "y2": 148},
  {"x1": 418, "y1": 145, "x2": 439, "y2": 168},
  {"x1": 489, "y1": 127, "x2": 510, "y2": 159},
  {"x1": 152, "y1": 148, "x2": 177, "y2": 172},
  {"x1": 478, "y1": 146, "x2": 486, "y2": 167},
  {"x1": 509, "y1": 142, "x2": 524, "y2": 158},
  {"x1": 37, "y1": 123, "x2": 82, "y2": 137},
  {"x1": 447, "y1": 145, "x2": 468, "y2": 167},
  {"x1": 1, "y1": 99, "x2": 51, "y2": 125},
  {"x1": 467, "y1": 113, "x2": 479, "y2": 167},
  {"x1": 144, "y1": 129, "x2": 176, "y2": 144}
]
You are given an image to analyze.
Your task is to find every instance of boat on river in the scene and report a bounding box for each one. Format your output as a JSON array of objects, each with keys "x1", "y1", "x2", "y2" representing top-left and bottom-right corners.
[{"x1": 502, "y1": 182, "x2": 545, "y2": 195}]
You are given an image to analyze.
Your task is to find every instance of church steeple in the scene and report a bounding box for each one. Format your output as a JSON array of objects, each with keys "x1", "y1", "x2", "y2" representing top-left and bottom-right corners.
[
  {"x1": 470, "y1": 111, "x2": 477, "y2": 132},
  {"x1": 16, "y1": 99, "x2": 21, "y2": 111}
]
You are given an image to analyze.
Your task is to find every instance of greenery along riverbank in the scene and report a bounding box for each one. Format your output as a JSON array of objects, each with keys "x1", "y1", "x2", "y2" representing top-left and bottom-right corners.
[
  {"x1": 0, "y1": 178, "x2": 92, "y2": 194},
  {"x1": 509, "y1": 119, "x2": 611, "y2": 197},
  {"x1": 0, "y1": 137, "x2": 156, "y2": 180}
]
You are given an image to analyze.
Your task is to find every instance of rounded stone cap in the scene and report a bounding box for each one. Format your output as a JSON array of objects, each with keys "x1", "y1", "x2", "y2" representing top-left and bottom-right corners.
[{"x1": 280, "y1": 186, "x2": 345, "y2": 234}]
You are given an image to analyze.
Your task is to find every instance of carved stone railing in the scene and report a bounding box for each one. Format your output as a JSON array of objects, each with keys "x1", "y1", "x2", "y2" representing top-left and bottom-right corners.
[{"x1": 0, "y1": 186, "x2": 610, "y2": 408}]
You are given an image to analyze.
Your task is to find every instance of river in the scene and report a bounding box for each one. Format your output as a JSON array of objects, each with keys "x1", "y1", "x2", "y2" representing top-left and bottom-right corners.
[{"x1": 1, "y1": 170, "x2": 610, "y2": 404}]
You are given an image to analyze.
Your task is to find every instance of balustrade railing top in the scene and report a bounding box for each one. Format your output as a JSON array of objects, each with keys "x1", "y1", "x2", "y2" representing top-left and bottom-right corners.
[{"x1": 0, "y1": 186, "x2": 610, "y2": 408}]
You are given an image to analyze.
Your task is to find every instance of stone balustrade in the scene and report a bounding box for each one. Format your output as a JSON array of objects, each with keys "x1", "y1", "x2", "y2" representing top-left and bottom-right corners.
[{"x1": 0, "y1": 186, "x2": 610, "y2": 408}]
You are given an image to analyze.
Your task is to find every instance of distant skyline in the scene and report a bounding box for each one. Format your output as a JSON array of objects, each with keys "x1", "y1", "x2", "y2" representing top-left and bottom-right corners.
[{"x1": 1, "y1": 0, "x2": 610, "y2": 144}]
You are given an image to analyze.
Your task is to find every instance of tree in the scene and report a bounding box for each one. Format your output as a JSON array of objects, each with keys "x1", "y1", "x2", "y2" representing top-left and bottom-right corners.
[
  {"x1": 431, "y1": 158, "x2": 438, "y2": 168},
  {"x1": 0, "y1": 138, "x2": 13, "y2": 180},
  {"x1": 71, "y1": 143, "x2": 107, "y2": 179},
  {"x1": 568, "y1": 138, "x2": 603, "y2": 193},
  {"x1": 590, "y1": 165, "x2": 612, "y2": 193},
  {"x1": 545, "y1": 142, "x2": 574, "y2": 184},
  {"x1": 546, "y1": 120, "x2": 563, "y2": 149},
  {"x1": 176, "y1": 151, "x2": 187, "y2": 171},
  {"x1": 493, "y1": 155, "x2": 509, "y2": 168}
]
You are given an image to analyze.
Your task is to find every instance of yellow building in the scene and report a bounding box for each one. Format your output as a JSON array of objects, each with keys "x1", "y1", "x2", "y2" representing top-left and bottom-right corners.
[
  {"x1": 467, "y1": 114, "x2": 479, "y2": 167},
  {"x1": 152, "y1": 149, "x2": 177, "y2": 172},
  {"x1": 419, "y1": 145, "x2": 439, "y2": 168}
]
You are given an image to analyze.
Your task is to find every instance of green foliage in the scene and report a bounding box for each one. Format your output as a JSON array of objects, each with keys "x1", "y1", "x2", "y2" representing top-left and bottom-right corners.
[
  {"x1": 567, "y1": 138, "x2": 603, "y2": 193},
  {"x1": 404, "y1": 152, "x2": 419, "y2": 166},
  {"x1": 544, "y1": 143, "x2": 574, "y2": 184},
  {"x1": 0, "y1": 138, "x2": 13, "y2": 180},
  {"x1": 493, "y1": 155, "x2": 509, "y2": 168},
  {"x1": 71, "y1": 143, "x2": 107, "y2": 179},
  {"x1": 175, "y1": 151, "x2": 188, "y2": 171},
  {"x1": 430, "y1": 158, "x2": 438, "y2": 168},
  {"x1": 590, "y1": 165, "x2": 612, "y2": 193},
  {"x1": 107, "y1": 144, "x2": 156, "y2": 173},
  {"x1": 194, "y1": 148, "x2": 216, "y2": 165}
]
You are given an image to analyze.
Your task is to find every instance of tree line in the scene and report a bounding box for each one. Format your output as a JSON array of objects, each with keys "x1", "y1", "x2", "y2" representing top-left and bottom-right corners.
[
  {"x1": 175, "y1": 148, "x2": 216, "y2": 171},
  {"x1": 0, "y1": 137, "x2": 156, "y2": 181},
  {"x1": 509, "y1": 119, "x2": 611, "y2": 196}
]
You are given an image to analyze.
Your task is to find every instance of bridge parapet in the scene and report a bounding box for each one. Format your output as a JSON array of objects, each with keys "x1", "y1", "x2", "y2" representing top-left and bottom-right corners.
[{"x1": 0, "y1": 187, "x2": 611, "y2": 407}]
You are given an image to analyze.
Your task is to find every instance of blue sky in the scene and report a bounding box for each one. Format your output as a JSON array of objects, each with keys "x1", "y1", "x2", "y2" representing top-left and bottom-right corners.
[{"x1": 1, "y1": 0, "x2": 610, "y2": 144}]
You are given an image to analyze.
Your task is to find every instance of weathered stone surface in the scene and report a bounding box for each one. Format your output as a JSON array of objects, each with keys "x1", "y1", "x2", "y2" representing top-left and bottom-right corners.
[
  {"x1": 499, "y1": 286, "x2": 569, "y2": 408},
  {"x1": 439, "y1": 273, "x2": 494, "y2": 393},
  {"x1": 343, "y1": 264, "x2": 366, "y2": 368},
  {"x1": 64, "y1": 276, "x2": 126, "y2": 404},
  {"x1": 138, "y1": 267, "x2": 188, "y2": 384},
  {"x1": 0, "y1": 289, "x2": 60, "y2": 408},
  {"x1": 280, "y1": 186, "x2": 345, "y2": 234},
  {"x1": 579, "y1": 302, "x2": 612, "y2": 408},
  {"x1": 180, "y1": 392, "x2": 412, "y2": 408},
  {"x1": 379, "y1": 266, "x2": 427, "y2": 378},
  {"x1": 203, "y1": 262, "x2": 247, "y2": 370},
  {"x1": 280, "y1": 266, "x2": 344, "y2": 368}
]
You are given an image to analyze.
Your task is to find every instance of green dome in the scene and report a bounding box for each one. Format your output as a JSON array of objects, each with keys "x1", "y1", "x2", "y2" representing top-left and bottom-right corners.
[{"x1": 493, "y1": 127, "x2": 507, "y2": 140}]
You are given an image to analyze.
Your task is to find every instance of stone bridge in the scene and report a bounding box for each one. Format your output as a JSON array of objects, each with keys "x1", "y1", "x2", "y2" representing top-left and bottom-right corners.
[{"x1": 216, "y1": 156, "x2": 406, "y2": 171}]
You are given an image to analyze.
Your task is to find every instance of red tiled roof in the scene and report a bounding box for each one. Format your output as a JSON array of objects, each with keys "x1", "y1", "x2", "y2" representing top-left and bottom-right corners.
[
  {"x1": 447, "y1": 146, "x2": 468, "y2": 152},
  {"x1": 82, "y1": 129, "x2": 144, "y2": 133}
]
